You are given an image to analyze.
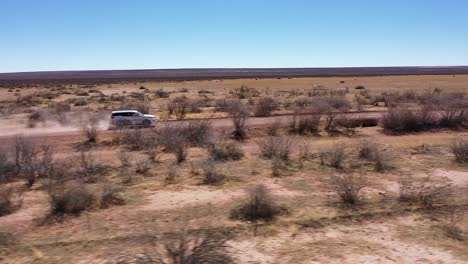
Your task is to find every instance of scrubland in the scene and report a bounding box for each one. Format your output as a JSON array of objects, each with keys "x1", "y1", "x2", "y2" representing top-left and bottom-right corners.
[{"x1": 0, "y1": 74, "x2": 467, "y2": 263}]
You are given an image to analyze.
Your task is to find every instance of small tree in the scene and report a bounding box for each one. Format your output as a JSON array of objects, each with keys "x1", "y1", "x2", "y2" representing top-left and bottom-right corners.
[
  {"x1": 227, "y1": 100, "x2": 250, "y2": 141},
  {"x1": 79, "y1": 113, "x2": 100, "y2": 143}
]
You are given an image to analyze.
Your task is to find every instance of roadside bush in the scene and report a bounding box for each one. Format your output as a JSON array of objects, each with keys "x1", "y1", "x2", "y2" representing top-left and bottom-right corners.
[
  {"x1": 227, "y1": 100, "x2": 250, "y2": 141},
  {"x1": 319, "y1": 145, "x2": 348, "y2": 169},
  {"x1": 231, "y1": 184, "x2": 280, "y2": 222},
  {"x1": 288, "y1": 113, "x2": 321, "y2": 135},
  {"x1": 257, "y1": 136, "x2": 294, "y2": 161},
  {"x1": 0, "y1": 186, "x2": 24, "y2": 217},
  {"x1": 438, "y1": 107, "x2": 467, "y2": 128},
  {"x1": 266, "y1": 119, "x2": 282, "y2": 136},
  {"x1": 167, "y1": 96, "x2": 189, "y2": 120},
  {"x1": 202, "y1": 161, "x2": 225, "y2": 185},
  {"x1": 209, "y1": 140, "x2": 244, "y2": 161},
  {"x1": 117, "y1": 128, "x2": 146, "y2": 150},
  {"x1": 451, "y1": 140, "x2": 468, "y2": 164},
  {"x1": 184, "y1": 120, "x2": 213, "y2": 147},
  {"x1": 254, "y1": 97, "x2": 278, "y2": 117},
  {"x1": 158, "y1": 125, "x2": 189, "y2": 163},
  {"x1": 49, "y1": 182, "x2": 94, "y2": 216},
  {"x1": 381, "y1": 107, "x2": 438, "y2": 134},
  {"x1": 79, "y1": 113, "x2": 100, "y2": 143},
  {"x1": 325, "y1": 173, "x2": 368, "y2": 205}
]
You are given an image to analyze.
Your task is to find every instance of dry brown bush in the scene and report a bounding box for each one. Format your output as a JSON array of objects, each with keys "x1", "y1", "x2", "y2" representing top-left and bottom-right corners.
[
  {"x1": 208, "y1": 139, "x2": 244, "y2": 162},
  {"x1": 11, "y1": 135, "x2": 51, "y2": 187},
  {"x1": 266, "y1": 119, "x2": 282, "y2": 136},
  {"x1": 231, "y1": 184, "x2": 280, "y2": 222},
  {"x1": 134, "y1": 159, "x2": 151, "y2": 175},
  {"x1": 0, "y1": 149, "x2": 14, "y2": 182},
  {"x1": 158, "y1": 125, "x2": 188, "y2": 163},
  {"x1": 357, "y1": 140, "x2": 392, "y2": 172},
  {"x1": 227, "y1": 100, "x2": 250, "y2": 141},
  {"x1": 0, "y1": 186, "x2": 24, "y2": 217},
  {"x1": 451, "y1": 140, "x2": 468, "y2": 164},
  {"x1": 48, "y1": 182, "x2": 94, "y2": 216},
  {"x1": 288, "y1": 112, "x2": 321, "y2": 135},
  {"x1": 154, "y1": 88, "x2": 170, "y2": 98},
  {"x1": 184, "y1": 120, "x2": 213, "y2": 147},
  {"x1": 100, "y1": 184, "x2": 125, "y2": 209},
  {"x1": 254, "y1": 97, "x2": 278, "y2": 117},
  {"x1": 319, "y1": 144, "x2": 348, "y2": 169},
  {"x1": 142, "y1": 132, "x2": 162, "y2": 162},
  {"x1": 201, "y1": 161, "x2": 225, "y2": 185},
  {"x1": 113, "y1": 231, "x2": 234, "y2": 264},
  {"x1": 399, "y1": 176, "x2": 453, "y2": 208},
  {"x1": 381, "y1": 107, "x2": 438, "y2": 134},
  {"x1": 257, "y1": 136, "x2": 295, "y2": 161},
  {"x1": 79, "y1": 113, "x2": 100, "y2": 143},
  {"x1": 230, "y1": 85, "x2": 259, "y2": 99},
  {"x1": 325, "y1": 173, "x2": 368, "y2": 205},
  {"x1": 167, "y1": 96, "x2": 197, "y2": 120},
  {"x1": 116, "y1": 128, "x2": 146, "y2": 150}
]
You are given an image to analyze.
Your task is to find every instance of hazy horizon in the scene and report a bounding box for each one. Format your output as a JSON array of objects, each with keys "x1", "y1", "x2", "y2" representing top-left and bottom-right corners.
[{"x1": 2, "y1": 0, "x2": 468, "y2": 72}]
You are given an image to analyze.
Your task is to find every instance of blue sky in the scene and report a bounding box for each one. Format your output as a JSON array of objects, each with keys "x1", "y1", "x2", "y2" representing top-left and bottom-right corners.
[{"x1": 1, "y1": 0, "x2": 468, "y2": 72}]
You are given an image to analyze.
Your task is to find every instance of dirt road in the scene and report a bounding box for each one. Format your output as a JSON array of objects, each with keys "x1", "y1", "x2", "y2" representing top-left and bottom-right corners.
[{"x1": 0, "y1": 111, "x2": 385, "y2": 143}]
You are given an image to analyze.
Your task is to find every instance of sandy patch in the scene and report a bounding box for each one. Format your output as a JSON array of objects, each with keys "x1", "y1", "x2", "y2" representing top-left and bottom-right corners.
[{"x1": 431, "y1": 169, "x2": 468, "y2": 187}]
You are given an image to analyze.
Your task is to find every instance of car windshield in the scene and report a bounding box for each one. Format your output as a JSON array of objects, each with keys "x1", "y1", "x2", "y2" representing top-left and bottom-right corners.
[{"x1": 137, "y1": 112, "x2": 143, "y2": 116}]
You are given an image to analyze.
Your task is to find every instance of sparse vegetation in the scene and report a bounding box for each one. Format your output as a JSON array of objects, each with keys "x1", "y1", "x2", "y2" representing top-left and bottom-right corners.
[
  {"x1": 201, "y1": 161, "x2": 225, "y2": 185},
  {"x1": 209, "y1": 139, "x2": 244, "y2": 161},
  {"x1": 399, "y1": 176, "x2": 453, "y2": 208},
  {"x1": 227, "y1": 100, "x2": 250, "y2": 141},
  {"x1": 49, "y1": 182, "x2": 94, "y2": 216},
  {"x1": 0, "y1": 186, "x2": 24, "y2": 217},
  {"x1": 231, "y1": 184, "x2": 280, "y2": 222},
  {"x1": 319, "y1": 144, "x2": 348, "y2": 169},
  {"x1": 257, "y1": 136, "x2": 294, "y2": 161},
  {"x1": 451, "y1": 140, "x2": 468, "y2": 164},
  {"x1": 325, "y1": 173, "x2": 368, "y2": 205},
  {"x1": 79, "y1": 113, "x2": 100, "y2": 143}
]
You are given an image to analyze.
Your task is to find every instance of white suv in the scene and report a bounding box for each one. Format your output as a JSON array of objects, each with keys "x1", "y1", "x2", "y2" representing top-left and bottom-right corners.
[{"x1": 111, "y1": 110, "x2": 157, "y2": 128}]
